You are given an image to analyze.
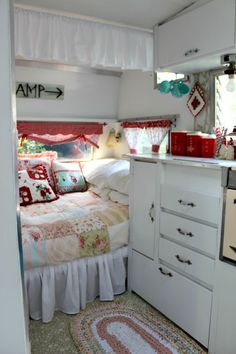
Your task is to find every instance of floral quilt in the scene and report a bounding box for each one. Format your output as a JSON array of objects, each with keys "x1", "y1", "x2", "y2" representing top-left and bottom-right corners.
[{"x1": 20, "y1": 191, "x2": 129, "y2": 269}]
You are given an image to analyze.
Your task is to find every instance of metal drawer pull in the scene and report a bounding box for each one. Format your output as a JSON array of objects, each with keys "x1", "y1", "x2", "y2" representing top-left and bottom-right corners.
[
  {"x1": 175, "y1": 254, "x2": 192, "y2": 265},
  {"x1": 178, "y1": 199, "x2": 196, "y2": 207},
  {"x1": 229, "y1": 245, "x2": 236, "y2": 253},
  {"x1": 184, "y1": 48, "x2": 199, "y2": 56},
  {"x1": 149, "y1": 202, "x2": 155, "y2": 223},
  {"x1": 159, "y1": 267, "x2": 173, "y2": 277},
  {"x1": 177, "y1": 228, "x2": 194, "y2": 237}
]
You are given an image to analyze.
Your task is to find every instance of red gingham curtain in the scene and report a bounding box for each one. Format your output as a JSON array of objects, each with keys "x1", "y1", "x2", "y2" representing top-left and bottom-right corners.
[{"x1": 17, "y1": 122, "x2": 104, "y2": 148}]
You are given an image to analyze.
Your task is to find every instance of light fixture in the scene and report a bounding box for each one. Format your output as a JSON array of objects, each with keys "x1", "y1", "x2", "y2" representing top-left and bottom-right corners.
[
  {"x1": 221, "y1": 54, "x2": 236, "y2": 92},
  {"x1": 106, "y1": 128, "x2": 121, "y2": 147}
]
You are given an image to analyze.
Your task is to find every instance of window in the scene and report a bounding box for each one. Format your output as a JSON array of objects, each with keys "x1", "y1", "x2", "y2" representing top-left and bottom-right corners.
[
  {"x1": 156, "y1": 72, "x2": 185, "y2": 84},
  {"x1": 18, "y1": 139, "x2": 93, "y2": 160},
  {"x1": 137, "y1": 130, "x2": 169, "y2": 154},
  {"x1": 215, "y1": 73, "x2": 236, "y2": 133}
]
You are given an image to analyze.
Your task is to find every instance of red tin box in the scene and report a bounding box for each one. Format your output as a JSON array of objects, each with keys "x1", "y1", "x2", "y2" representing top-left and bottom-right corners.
[
  {"x1": 186, "y1": 133, "x2": 202, "y2": 157},
  {"x1": 171, "y1": 131, "x2": 187, "y2": 155},
  {"x1": 201, "y1": 136, "x2": 216, "y2": 158}
]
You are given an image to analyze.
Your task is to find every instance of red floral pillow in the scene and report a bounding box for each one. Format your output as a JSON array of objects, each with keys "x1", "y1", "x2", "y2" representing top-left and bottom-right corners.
[
  {"x1": 18, "y1": 168, "x2": 58, "y2": 206},
  {"x1": 18, "y1": 156, "x2": 55, "y2": 189},
  {"x1": 27, "y1": 164, "x2": 50, "y2": 183}
]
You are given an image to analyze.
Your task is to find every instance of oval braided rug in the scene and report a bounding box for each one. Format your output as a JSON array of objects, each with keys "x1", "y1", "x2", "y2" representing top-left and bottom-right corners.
[{"x1": 70, "y1": 301, "x2": 206, "y2": 354}]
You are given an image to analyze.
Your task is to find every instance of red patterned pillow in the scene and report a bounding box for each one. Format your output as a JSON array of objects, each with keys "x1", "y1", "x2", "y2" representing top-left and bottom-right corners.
[
  {"x1": 18, "y1": 156, "x2": 55, "y2": 189},
  {"x1": 26, "y1": 164, "x2": 50, "y2": 183},
  {"x1": 18, "y1": 169, "x2": 58, "y2": 206}
]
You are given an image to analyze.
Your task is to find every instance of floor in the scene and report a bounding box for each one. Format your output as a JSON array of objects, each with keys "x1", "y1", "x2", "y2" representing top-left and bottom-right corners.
[{"x1": 29, "y1": 292, "x2": 207, "y2": 354}]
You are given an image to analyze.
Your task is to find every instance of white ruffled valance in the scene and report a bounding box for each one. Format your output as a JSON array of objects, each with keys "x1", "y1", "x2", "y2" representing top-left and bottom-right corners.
[
  {"x1": 24, "y1": 246, "x2": 128, "y2": 322},
  {"x1": 14, "y1": 7, "x2": 153, "y2": 70}
]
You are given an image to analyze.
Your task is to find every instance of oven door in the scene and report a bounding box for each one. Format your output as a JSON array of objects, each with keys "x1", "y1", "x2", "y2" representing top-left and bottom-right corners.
[{"x1": 222, "y1": 188, "x2": 236, "y2": 262}]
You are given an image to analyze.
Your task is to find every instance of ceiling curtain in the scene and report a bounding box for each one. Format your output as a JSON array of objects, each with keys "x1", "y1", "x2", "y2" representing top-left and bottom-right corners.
[
  {"x1": 17, "y1": 122, "x2": 104, "y2": 148},
  {"x1": 14, "y1": 7, "x2": 153, "y2": 71}
]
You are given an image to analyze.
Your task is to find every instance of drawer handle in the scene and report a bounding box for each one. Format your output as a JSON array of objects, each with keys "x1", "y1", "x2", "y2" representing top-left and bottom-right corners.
[
  {"x1": 177, "y1": 228, "x2": 194, "y2": 237},
  {"x1": 149, "y1": 202, "x2": 155, "y2": 223},
  {"x1": 159, "y1": 267, "x2": 173, "y2": 277},
  {"x1": 184, "y1": 48, "x2": 199, "y2": 56},
  {"x1": 178, "y1": 199, "x2": 196, "y2": 207},
  {"x1": 175, "y1": 254, "x2": 192, "y2": 265}
]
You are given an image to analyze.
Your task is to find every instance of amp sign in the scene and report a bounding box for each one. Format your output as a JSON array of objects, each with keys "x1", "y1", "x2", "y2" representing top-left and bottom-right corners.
[{"x1": 16, "y1": 82, "x2": 64, "y2": 100}]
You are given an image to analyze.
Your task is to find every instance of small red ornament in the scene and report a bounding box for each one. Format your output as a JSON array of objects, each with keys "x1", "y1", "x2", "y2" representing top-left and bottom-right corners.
[{"x1": 187, "y1": 81, "x2": 206, "y2": 117}]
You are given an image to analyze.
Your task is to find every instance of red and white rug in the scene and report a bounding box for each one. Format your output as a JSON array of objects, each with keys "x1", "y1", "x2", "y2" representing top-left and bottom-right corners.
[{"x1": 70, "y1": 301, "x2": 206, "y2": 353}]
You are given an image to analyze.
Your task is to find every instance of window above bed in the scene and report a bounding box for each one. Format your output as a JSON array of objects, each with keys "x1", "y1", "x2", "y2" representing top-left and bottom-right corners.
[
  {"x1": 18, "y1": 139, "x2": 93, "y2": 160},
  {"x1": 17, "y1": 121, "x2": 104, "y2": 160}
]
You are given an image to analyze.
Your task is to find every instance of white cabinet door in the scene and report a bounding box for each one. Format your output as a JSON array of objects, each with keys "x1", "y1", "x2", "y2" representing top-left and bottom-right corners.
[
  {"x1": 156, "y1": 0, "x2": 235, "y2": 69},
  {"x1": 131, "y1": 160, "x2": 157, "y2": 259},
  {"x1": 131, "y1": 250, "x2": 212, "y2": 348}
]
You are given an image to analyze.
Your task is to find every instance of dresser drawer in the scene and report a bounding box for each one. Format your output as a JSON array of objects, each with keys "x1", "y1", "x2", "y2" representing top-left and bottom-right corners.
[
  {"x1": 161, "y1": 185, "x2": 220, "y2": 224},
  {"x1": 157, "y1": 263, "x2": 212, "y2": 348},
  {"x1": 160, "y1": 211, "x2": 217, "y2": 257},
  {"x1": 131, "y1": 250, "x2": 212, "y2": 347},
  {"x1": 159, "y1": 238, "x2": 215, "y2": 286}
]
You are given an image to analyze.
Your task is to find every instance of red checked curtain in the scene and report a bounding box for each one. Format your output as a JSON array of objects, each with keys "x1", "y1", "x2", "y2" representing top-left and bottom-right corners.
[
  {"x1": 121, "y1": 120, "x2": 171, "y2": 153},
  {"x1": 17, "y1": 122, "x2": 104, "y2": 148}
]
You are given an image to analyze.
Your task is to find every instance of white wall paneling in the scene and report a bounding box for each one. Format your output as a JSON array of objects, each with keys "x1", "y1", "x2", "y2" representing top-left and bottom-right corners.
[
  {"x1": 0, "y1": 0, "x2": 29, "y2": 353},
  {"x1": 118, "y1": 70, "x2": 194, "y2": 131},
  {"x1": 16, "y1": 65, "x2": 121, "y2": 120}
]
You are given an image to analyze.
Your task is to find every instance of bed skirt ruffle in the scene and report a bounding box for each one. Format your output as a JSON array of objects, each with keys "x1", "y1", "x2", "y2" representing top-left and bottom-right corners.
[{"x1": 24, "y1": 246, "x2": 128, "y2": 322}]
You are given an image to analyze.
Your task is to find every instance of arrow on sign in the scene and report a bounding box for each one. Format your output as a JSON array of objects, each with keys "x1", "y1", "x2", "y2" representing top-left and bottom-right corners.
[{"x1": 45, "y1": 87, "x2": 63, "y2": 99}]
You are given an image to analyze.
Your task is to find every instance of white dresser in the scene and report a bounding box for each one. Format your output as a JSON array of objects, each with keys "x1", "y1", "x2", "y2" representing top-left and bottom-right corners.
[{"x1": 129, "y1": 156, "x2": 223, "y2": 349}]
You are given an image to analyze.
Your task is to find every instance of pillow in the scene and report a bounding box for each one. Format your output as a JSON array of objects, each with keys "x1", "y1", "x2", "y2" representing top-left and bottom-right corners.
[
  {"x1": 53, "y1": 161, "x2": 87, "y2": 194},
  {"x1": 88, "y1": 185, "x2": 111, "y2": 201},
  {"x1": 18, "y1": 169, "x2": 58, "y2": 206},
  {"x1": 109, "y1": 190, "x2": 129, "y2": 205},
  {"x1": 107, "y1": 167, "x2": 129, "y2": 195},
  {"x1": 18, "y1": 156, "x2": 55, "y2": 189},
  {"x1": 18, "y1": 151, "x2": 58, "y2": 161},
  {"x1": 82, "y1": 159, "x2": 129, "y2": 192},
  {"x1": 26, "y1": 164, "x2": 51, "y2": 184}
]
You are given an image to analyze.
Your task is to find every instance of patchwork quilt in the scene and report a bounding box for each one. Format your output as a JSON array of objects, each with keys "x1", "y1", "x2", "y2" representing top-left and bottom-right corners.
[{"x1": 20, "y1": 191, "x2": 129, "y2": 270}]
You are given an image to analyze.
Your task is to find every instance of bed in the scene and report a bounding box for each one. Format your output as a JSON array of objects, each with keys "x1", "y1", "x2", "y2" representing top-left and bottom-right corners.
[{"x1": 19, "y1": 158, "x2": 129, "y2": 322}]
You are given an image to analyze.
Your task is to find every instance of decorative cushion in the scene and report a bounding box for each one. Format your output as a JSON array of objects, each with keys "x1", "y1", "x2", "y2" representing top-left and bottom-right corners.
[
  {"x1": 18, "y1": 151, "x2": 58, "y2": 161},
  {"x1": 52, "y1": 161, "x2": 87, "y2": 194},
  {"x1": 18, "y1": 156, "x2": 55, "y2": 189},
  {"x1": 18, "y1": 168, "x2": 58, "y2": 206},
  {"x1": 82, "y1": 159, "x2": 129, "y2": 192}
]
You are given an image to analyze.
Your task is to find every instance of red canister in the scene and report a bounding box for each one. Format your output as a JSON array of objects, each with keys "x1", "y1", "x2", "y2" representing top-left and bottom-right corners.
[
  {"x1": 187, "y1": 133, "x2": 203, "y2": 157},
  {"x1": 171, "y1": 131, "x2": 187, "y2": 155},
  {"x1": 201, "y1": 135, "x2": 216, "y2": 158}
]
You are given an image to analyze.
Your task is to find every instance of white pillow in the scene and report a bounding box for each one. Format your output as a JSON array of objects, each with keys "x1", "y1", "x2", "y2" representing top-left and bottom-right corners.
[
  {"x1": 107, "y1": 167, "x2": 129, "y2": 195},
  {"x1": 88, "y1": 185, "x2": 111, "y2": 201},
  {"x1": 82, "y1": 159, "x2": 129, "y2": 193},
  {"x1": 109, "y1": 190, "x2": 129, "y2": 205}
]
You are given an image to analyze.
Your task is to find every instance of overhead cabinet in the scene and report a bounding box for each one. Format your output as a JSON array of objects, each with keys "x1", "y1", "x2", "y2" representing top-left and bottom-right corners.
[{"x1": 154, "y1": 0, "x2": 236, "y2": 73}]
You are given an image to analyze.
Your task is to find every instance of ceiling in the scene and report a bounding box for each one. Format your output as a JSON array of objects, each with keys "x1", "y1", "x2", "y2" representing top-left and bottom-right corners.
[{"x1": 14, "y1": 0, "x2": 199, "y2": 30}]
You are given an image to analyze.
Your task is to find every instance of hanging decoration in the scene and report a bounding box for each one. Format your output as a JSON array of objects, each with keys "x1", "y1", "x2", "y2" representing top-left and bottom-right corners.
[
  {"x1": 187, "y1": 81, "x2": 206, "y2": 117},
  {"x1": 157, "y1": 80, "x2": 189, "y2": 97}
]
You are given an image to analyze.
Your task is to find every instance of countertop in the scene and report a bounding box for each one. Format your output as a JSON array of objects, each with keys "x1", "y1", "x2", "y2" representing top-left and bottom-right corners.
[{"x1": 126, "y1": 153, "x2": 236, "y2": 169}]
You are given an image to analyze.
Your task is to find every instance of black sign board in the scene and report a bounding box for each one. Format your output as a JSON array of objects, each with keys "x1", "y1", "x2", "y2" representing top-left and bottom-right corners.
[{"x1": 16, "y1": 82, "x2": 64, "y2": 100}]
